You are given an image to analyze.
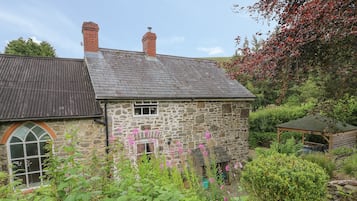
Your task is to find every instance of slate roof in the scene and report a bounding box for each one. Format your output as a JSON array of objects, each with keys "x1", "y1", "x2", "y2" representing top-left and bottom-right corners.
[
  {"x1": 85, "y1": 48, "x2": 255, "y2": 100},
  {"x1": 277, "y1": 115, "x2": 357, "y2": 133},
  {"x1": 0, "y1": 54, "x2": 102, "y2": 122}
]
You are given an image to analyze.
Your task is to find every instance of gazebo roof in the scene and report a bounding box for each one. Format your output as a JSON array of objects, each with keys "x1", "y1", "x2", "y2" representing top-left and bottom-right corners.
[{"x1": 277, "y1": 115, "x2": 357, "y2": 133}]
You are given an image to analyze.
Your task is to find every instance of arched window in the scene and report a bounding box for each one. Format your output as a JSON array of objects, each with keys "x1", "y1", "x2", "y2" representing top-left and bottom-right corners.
[{"x1": 7, "y1": 122, "x2": 53, "y2": 188}]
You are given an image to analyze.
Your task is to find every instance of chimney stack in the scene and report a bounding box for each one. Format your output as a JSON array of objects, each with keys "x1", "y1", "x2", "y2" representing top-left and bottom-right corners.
[
  {"x1": 142, "y1": 27, "x2": 157, "y2": 57},
  {"x1": 82, "y1": 22, "x2": 99, "y2": 52}
]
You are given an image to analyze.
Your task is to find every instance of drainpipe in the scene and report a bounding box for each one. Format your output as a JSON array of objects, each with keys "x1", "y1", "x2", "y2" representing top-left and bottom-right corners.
[{"x1": 104, "y1": 102, "x2": 109, "y2": 154}]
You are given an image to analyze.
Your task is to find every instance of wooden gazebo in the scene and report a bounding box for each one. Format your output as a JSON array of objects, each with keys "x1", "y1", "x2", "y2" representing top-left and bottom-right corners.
[{"x1": 277, "y1": 115, "x2": 357, "y2": 151}]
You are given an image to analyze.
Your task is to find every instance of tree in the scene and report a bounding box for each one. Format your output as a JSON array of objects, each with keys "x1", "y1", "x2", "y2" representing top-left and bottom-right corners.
[
  {"x1": 228, "y1": 0, "x2": 356, "y2": 105},
  {"x1": 4, "y1": 37, "x2": 56, "y2": 57}
]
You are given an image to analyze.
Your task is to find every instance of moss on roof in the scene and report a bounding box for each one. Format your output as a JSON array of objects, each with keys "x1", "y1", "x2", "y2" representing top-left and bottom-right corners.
[{"x1": 277, "y1": 115, "x2": 357, "y2": 133}]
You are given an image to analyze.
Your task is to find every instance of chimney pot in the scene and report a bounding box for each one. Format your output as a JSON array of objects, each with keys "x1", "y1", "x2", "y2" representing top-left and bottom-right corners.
[
  {"x1": 82, "y1": 22, "x2": 99, "y2": 52},
  {"x1": 142, "y1": 27, "x2": 157, "y2": 57}
]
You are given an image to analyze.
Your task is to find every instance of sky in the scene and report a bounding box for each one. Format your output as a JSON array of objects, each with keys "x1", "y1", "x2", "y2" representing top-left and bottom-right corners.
[{"x1": 0, "y1": 0, "x2": 274, "y2": 59}]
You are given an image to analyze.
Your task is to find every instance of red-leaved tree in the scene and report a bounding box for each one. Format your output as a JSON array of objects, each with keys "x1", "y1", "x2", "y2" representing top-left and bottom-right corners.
[{"x1": 227, "y1": 0, "x2": 356, "y2": 104}]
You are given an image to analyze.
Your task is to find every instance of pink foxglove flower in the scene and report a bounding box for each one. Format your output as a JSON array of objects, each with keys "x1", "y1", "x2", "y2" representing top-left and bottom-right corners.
[
  {"x1": 202, "y1": 150, "x2": 208, "y2": 157},
  {"x1": 166, "y1": 160, "x2": 172, "y2": 168},
  {"x1": 220, "y1": 185, "x2": 224, "y2": 190},
  {"x1": 109, "y1": 134, "x2": 116, "y2": 143},
  {"x1": 225, "y1": 164, "x2": 230, "y2": 172},
  {"x1": 198, "y1": 144, "x2": 205, "y2": 151},
  {"x1": 204, "y1": 131, "x2": 211, "y2": 140},
  {"x1": 224, "y1": 197, "x2": 228, "y2": 201},
  {"x1": 116, "y1": 127, "x2": 122, "y2": 134},
  {"x1": 132, "y1": 128, "x2": 139, "y2": 135},
  {"x1": 209, "y1": 177, "x2": 215, "y2": 183},
  {"x1": 144, "y1": 129, "x2": 149, "y2": 136}
]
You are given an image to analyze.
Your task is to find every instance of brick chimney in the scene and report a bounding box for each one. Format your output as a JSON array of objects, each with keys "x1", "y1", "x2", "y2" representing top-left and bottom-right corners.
[
  {"x1": 82, "y1": 22, "x2": 99, "y2": 52},
  {"x1": 142, "y1": 27, "x2": 157, "y2": 57}
]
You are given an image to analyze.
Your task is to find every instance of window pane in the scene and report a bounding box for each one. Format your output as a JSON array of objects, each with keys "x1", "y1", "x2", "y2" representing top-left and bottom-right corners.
[
  {"x1": 26, "y1": 143, "x2": 38, "y2": 156},
  {"x1": 10, "y1": 136, "x2": 22, "y2": 143},
  {"x1": 150, "y1": 107, "x2": 157, "y2": 115},
  {"x1": 28, "y1": 173, "x2": 41, "y2": 186},
  {"x1": 14, "y1": 175, "x2": 26, "y2": 186},
  {"x1": 137, "y1": 144, "x2": 145, "y2": 154},
  {"x1": 40, "y1": 134, "x2": 50, "y2": 141},
  {"x1": 41, "y1": 157, "x2": 49, "y2": 170},
  {"x1": 134, "y1": 108, "x2": 142, "y2": 115},
  {"x1": 143, "y1": 108, "x2": 149, "y2": 114},
  {"x1": 10, "y1": 144, "x2": 24, "y2": 159},
  {"x1": 147, "y1": 143, "x2": 154, "y2": 153},
  {"x1": 27, "y1": 158, "x2": 40, "y2": 172},
  {"x1": 40, "y1": 142, "x2": 49, "y2": 155},
  {"x1": 13, "y1": 127, "x2": 30, "y2": 141},
  {"x1": 25, "y1": 133, "x2": 37, "y2": 142},
  {"x1": 12, "y1": 159, "x2": 25, "y2": 174},
  {"x1": 32, "y1": 126, "x2": 46, "y2": 138}
]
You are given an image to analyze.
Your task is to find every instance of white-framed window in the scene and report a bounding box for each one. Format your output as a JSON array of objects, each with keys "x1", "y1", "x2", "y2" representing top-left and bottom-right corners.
[
  {"x1": 133, "y1": 100, "x2": 158, "y2": 116},
  {"x1": 7, "y1": 122, "x2": 53, "y2": 188},
  {"x1": 135, "y1": 139, "x2": 158, "y2": 161}
]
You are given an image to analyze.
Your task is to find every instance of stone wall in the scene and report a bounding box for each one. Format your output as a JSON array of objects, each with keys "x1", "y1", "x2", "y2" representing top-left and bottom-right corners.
[
  {"x1": 0, "y1": 119, "x2": 105, "y2": 172},
  {"x1": 105, "y1": 100, "x2": 251, "y2": 164}
]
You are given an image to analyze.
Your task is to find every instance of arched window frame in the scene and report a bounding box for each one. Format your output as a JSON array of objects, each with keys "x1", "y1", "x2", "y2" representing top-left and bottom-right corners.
[{"x1": 2, "y1": 122, "x2": 56, "y2": 189}]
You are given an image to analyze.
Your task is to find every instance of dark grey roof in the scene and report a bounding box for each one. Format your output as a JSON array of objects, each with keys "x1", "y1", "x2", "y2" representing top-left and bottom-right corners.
[
  {"x1": 277, "y1": 115, "x2": 357, "y2": 133},
  {"x1": 0, "y1": 54, "x2": 102, "y2": 122},
  {"x1": 85, "y1": 48, "x2": 255, "y2": 100}
]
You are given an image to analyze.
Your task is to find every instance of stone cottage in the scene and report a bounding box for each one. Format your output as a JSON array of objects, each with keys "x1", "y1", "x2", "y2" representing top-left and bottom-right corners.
[{"x1": 0, "y1": 21, "x2": 254, "y2": 189}]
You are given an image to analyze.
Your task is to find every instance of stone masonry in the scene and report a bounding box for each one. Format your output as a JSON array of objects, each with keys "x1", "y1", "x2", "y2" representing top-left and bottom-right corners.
[
  {"x1": 106, "y1": 100, "x2": 251, "y2": 164},
  {"x1": 0, "y1": 119, "x2": 105, "y2": 172}
]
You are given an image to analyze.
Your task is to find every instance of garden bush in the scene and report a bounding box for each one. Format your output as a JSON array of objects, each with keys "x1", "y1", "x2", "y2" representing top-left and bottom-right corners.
[
  {"x1": 255, "y1": 138, "x2": 303, "y2": 157},
  {"x1": 301, "y1": 152, "x2": 336, "y2": 178},
  {"x1": 249, "y1": 103, "x2": 313, "y2": 133},
  {"x1": 241, "y1": 153, "x2": 329, "y2": 201},
  {"x1": 341, "y1": 153, "x2": 357, "y2": 178},
  {"x1": 331, "y1": 146, "x2": 356, "y2": 156}
]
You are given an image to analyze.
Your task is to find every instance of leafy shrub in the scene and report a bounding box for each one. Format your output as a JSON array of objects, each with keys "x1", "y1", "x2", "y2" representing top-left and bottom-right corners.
[
  {"x1": 0, "y1": 171, "x2": 24, "y2": 201},
  {"x1": 241, "y1": 153, "x2": 329, "y2": 201},
  {"x1": 301, "y1": 152, "x2": 336, "y2": 177},
  {"x1": 255, "y1": 138, "x2": 303, "y2": 157},
  {"x1": 248, "y1": 131, "x2": 303, "y2": 149},
  {"x1": 248, "y1": 132, "x2": 276, "y2": 148},
  {"x1": 249, "y1": 103, "x2": 313, "y2": 133},
  {"x1": 341, "y1": 153, "x2": 357, "y2": 178},
  {"x1": 331, "y1": 146, "x2": 356, "y2": 156}
]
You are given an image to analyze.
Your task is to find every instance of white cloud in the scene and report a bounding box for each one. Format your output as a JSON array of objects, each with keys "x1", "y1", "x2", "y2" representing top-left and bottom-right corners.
[
  {"x1": 197, "y1": 46, "x2": 224, "y2": 55},
  {"x1": 30, "y1": 36, "x2": 42, "y2": 44}
]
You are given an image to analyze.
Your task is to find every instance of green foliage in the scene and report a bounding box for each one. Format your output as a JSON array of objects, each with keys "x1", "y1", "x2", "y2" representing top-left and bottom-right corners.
[
  {"x1": 4, "y1": 37, "x2": 56, "y2": 57},
  {"x1": 2, "y1": 130, "x2": 247, "y2": 201},
  {"x1": 332, "y1": 95, "x2": 357, "y2": 126},
  {"x1": 341, "y1": 153, "x2": 357, "y2": 178},
  {"x1": 331, "y1": 147, "x2": 356, "y2": 156},
  {"x1": 248, "y1": 132, "x2": 276, "y2": 148},
  {"x1": 301, "y1": 153, "x2": 336, "y2": 178},
  {"x1": 248, "y1": 131, "x2": 302, "y2": 149},
  {"x1": 255, "y1": 138, "x2": 303, "y2": 157},
  {"x1": 241, "y1": 153, "x2": 329, "y2": 201},
  {"x1": 249, "y1": 103, "x2": 313, "y2": 133}
]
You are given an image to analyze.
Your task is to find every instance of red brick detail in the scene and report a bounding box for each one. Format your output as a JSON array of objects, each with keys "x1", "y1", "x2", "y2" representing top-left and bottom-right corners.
[
  {"x1": 82, "y1": 22, "x2": 99, "y2": 52},
  {"x1": 0, "y1": 121, "x2": 57, "y2": 144},
  {"x1": 142, "y1": 32, "x2": 157, "y2": 57}
]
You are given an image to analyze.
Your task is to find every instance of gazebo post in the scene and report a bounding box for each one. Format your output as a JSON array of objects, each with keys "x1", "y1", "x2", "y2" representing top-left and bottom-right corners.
[{"x1": 302, "y1": 133, "x2": 305, "y2": 144}]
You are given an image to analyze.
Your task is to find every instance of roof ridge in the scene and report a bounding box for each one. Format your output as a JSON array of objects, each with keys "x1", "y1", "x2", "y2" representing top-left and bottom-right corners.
[
  {"x1": 0, "y1": 53, "x2": 84, "y2": 62},
  {"x1": 98, "y1": 48, "x2": 216, "y2": 62}
]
